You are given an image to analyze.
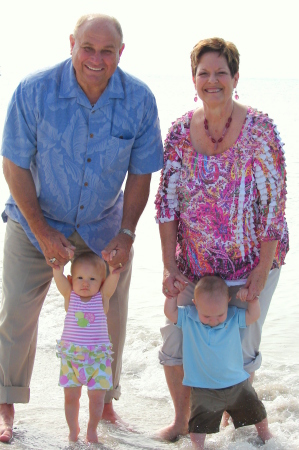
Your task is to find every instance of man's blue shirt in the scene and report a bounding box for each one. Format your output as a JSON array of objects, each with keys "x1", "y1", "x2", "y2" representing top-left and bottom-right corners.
[
  {"x1": 176, "y1": 305, "x2": 249, "y2": 389},
  {"x1": 1, "y1": 58, "x2": 163, "y2": 254}
]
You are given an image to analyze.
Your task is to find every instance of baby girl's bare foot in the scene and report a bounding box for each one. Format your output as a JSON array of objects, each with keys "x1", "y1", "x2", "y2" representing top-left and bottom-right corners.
[
  {"x1": 86, "y1": 426, "x2": 98, "y2": 443},
  {"x1": 68, "y1": 424, "x2": 80, "y2": 442}
]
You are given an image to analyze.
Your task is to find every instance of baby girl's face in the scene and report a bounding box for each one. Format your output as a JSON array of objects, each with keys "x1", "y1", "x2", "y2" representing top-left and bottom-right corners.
[
  {"x1": 72, "y1": 261, "x2": 103, "y2": 300},
  {"x1": 194, "y1": 292, "x2": 228, "y2": 327}
]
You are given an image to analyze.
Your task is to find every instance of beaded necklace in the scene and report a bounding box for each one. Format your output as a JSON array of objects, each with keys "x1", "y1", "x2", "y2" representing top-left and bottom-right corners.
[{"x1": 204, "y1": 107, "x2": 234, "y2": 151}]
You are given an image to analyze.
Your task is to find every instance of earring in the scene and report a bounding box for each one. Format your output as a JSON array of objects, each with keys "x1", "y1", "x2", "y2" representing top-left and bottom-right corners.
[
  {"x1": 234, "y1": 89, "x2": 239, "y2": 100},
  {"x1": 194, "y1": 92, "x2": 198, "y2": 102}
]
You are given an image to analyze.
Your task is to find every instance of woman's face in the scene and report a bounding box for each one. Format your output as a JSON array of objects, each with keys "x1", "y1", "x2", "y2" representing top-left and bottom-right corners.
[{"x1": 193, "y1": 52, "x2": 239, "y2": 107}]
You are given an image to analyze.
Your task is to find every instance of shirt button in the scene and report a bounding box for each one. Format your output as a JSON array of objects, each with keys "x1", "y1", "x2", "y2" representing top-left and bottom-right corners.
[
  {"x1": 87, "y1": 158, "x2": 91, "y2": 162},
  {"x1": 76, "y1": 224, "x2": 80, "y2": 228},
  {"x1": 84, "y1": 182, "x2": 88, "y2": 186},
  {"x1": 90, "y1": 133, "x2": 94, "y2": 138},
  {"x1": 91, "y1": 110, "x2": 95, "y2": 114},
  {"x1": 80, "y1": 205, "x2": 84, "y2": 210}
]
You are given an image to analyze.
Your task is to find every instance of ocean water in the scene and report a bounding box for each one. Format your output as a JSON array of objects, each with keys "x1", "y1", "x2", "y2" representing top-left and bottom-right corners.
[{"x1": 0, "y1": 74, "x2": 298, "y2": 449}]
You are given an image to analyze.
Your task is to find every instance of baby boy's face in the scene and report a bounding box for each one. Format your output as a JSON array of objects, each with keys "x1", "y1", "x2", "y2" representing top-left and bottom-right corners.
[{"x1": 194, "y1": 292, "x2": 228, "y2": 327}]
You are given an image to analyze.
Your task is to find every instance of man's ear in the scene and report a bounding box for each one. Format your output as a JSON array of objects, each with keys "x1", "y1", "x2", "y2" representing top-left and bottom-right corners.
[
  {"x1": 192, "y1": 298, "x2": 195, "y2": 304},
  {"x1": 228, "y1": 296, "x2": 232, "y2": 303},
  {"x1": 67, "y1": 275, "x2": 73, "y2": 286}
]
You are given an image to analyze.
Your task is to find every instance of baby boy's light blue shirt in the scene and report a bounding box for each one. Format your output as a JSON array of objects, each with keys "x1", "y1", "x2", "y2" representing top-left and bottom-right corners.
[
  {"x1": 176, "y1": 305, "x2": 250, "y2": 389},
  {"x1": 1, "y1": 58, "x2": 163, "y2": 255}
]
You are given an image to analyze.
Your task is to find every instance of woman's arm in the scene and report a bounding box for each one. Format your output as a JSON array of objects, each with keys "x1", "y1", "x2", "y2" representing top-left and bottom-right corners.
[
  {"x1": 159, "y1": 221, "x2": 188, "y2": 298},
  {"x1": 52, "y1": 266, "x2": 72, "y2": 311},
  {"x1": 155, "y1": 117, "x2": 189, "y2": 297},
  {"x1": 244, "y1": 240, "x2": 277, "y2": 301}
]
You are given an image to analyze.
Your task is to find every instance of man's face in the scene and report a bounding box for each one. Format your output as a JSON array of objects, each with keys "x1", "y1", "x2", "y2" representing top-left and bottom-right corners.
[{"x1": 70, "y1": 18, "x2": 125, "y2": 97}]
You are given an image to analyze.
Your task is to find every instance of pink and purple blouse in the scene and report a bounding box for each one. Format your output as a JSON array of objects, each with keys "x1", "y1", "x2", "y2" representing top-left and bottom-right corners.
[{"x1": 155, "y1": 108, "x2": 289, "y2": 282}]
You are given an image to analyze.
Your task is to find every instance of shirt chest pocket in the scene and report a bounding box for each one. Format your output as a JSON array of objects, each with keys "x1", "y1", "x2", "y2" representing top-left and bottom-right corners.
[{"x1": 103, "y1": 136, "x2": 135, "y2": 173}]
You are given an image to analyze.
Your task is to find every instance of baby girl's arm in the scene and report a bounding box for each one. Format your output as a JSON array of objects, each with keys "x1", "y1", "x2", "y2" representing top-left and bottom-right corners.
[
  {"x1": 100, "y1": 263, "x2": 120, "y2": 315},
  {"x1": 53, "y1": 265, "x2": 72, "y2": 312}
]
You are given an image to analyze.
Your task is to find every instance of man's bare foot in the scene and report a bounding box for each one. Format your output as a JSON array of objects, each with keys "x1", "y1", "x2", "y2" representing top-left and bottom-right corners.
[
  {"x1": 0, "y1": 404, "x2": 14, "y2": 443},
  {"x1": 102, "y1": 402, "x2": 132, "y2": 430},
  {"x1": 68, "y1": 424, "x2": 80, "y2": 442},
  {"x1": 154, "y1": 421, "x2": 188, "y2": 442}
]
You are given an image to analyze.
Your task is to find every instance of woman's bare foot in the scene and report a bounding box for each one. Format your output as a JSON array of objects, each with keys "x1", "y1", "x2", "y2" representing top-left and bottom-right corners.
[
  {"x1": 155, "y1": 421, "x2": 188, "y2": 442},
  {"x1": 0, "y1": 404, "x2": 14, "y2": 442}
]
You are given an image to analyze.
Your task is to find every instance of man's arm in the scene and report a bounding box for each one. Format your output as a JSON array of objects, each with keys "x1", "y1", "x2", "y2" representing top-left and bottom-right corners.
[
  {"x1": 102, "y1": 173, "x2": 151, "y2": 269},
  {"x1": 3, "y1": 158, "x2": 75, "y2": 267},
  {"x1": 101, "y1": 265, "x2": 120, "y2": 315},
  {"x1": 164, "y1": 296, "x2": 179, "y2": 324}
]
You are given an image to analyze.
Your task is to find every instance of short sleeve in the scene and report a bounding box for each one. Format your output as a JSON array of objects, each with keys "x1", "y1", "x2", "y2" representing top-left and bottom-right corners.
[
  {"x1": 128, "y1": 92, "x2": 163, "y2": 174},
  {"x1": 176, "y1": 306, "x2": 185, "y2": 329},
  {"x1": 1, "y1": 81, "x2": 37, "y2": 168},
  {"x1": 237, "y1": 308, "x2": 247, "y2": 329},
  {"x1": 155, "y1": 115, "x2": 188, "y2": 223},
  {"x1": 253, "y1": 115, "x2": 287, "y2": 242}
]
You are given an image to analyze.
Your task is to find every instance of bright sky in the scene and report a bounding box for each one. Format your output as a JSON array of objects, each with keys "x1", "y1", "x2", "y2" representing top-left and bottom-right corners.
[{"x1": 0, "y1": 0, "x2": 298, "y2": 90}]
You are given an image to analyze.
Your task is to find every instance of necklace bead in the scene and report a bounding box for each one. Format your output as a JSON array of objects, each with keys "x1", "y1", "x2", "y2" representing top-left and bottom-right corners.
[{"x1": 204, "y1": 108, "x2": 234, "y2": 151}]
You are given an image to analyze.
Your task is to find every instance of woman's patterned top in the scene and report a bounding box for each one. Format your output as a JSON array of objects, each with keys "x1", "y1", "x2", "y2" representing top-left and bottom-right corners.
[{"x1": 155, "y1": 107, "x2": 289, "y2": 282}]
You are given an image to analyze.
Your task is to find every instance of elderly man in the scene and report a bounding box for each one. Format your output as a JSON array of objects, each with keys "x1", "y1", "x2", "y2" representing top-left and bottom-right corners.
[{"x1": 0, "y1": 14, "x2": 163, "y2": 442}]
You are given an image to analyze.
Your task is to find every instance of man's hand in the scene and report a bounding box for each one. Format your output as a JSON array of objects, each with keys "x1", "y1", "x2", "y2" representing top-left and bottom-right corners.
[
  {"x1": 35, "y1": 225, "x2": 75, "y2": 268},
  {"x1": 102, "y1": 233, "x2": 133, "y2": 273}
]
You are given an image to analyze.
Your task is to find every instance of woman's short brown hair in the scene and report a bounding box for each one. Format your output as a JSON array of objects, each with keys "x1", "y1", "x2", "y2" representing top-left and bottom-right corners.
[{"x1": 191, "y1": 37, "x2": 240, "y2": 78}]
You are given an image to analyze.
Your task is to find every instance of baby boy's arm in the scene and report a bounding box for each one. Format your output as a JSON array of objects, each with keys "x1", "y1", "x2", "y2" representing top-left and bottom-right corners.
[
  {"x1": 164, "y1": 296, "x2": 178, "y2": 324},
  {"x1": 236, "y1": 287, "x2": 261, "y2": 325},
  {"x1": 100, "y1": 265, "x2": 120, "y2": 315},
  {"x1": 53, "y1": 265, "x2": 72, "y2": 311},
  {"x1": 245, "y1": 298, "x2": 261, "y2": 325}
]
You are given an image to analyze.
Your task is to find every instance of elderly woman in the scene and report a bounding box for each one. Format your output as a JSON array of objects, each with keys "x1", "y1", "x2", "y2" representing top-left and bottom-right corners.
[{"x1": 155, "y1": 37, "x2": 289, "y2": 441}]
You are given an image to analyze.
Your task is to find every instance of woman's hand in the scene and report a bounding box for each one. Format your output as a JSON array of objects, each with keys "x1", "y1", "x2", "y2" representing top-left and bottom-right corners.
[
  {"x1": 162, "y1": 266, "x2": 188, "y2": 298},
  {"x1": 243, "y1": 264, "x2": 269, "y2": 302},
  {"x1": 244, "y1": 240, "x2": 277, "y2": 302}
]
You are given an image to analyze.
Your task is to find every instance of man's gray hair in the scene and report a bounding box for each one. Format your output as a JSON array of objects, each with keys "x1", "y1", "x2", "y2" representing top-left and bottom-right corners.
[{"x1": 73, "y1": 13, "x2": 123, "y2": 43}]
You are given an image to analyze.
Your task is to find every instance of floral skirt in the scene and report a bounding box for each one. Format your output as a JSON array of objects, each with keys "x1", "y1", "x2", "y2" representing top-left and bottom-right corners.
[{"x1": 56, "y1": 340, "x2": 113, "y2": 390}]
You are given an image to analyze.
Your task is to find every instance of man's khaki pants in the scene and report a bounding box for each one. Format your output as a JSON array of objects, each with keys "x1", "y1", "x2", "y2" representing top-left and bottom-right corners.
[{"x1": 0, "y1": 218, "x2": 132, "y2": 404}]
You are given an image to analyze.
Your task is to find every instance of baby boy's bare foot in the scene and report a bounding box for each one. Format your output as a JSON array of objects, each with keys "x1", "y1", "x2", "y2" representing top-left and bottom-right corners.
[
  {"x1": 221, "y1": 411, "x2": 230, "y2": 428},
  {"x1": 255, "y1": 419, "x2": 273, "y2": 443}
]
